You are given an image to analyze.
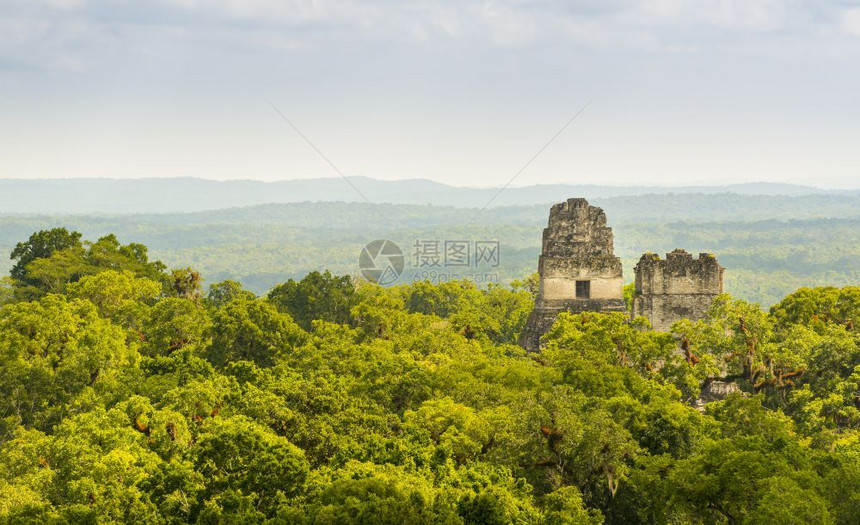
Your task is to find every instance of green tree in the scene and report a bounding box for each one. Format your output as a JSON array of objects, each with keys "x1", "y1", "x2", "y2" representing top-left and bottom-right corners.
[
  {"x1": 143, "y1": 298, "x2": 212, "y2": 356},
  {"x1": 10, "y1": 228, "x2": 82, "y2": 282},
  {"x1": 171, "y1": 267, "x2": 203, "y2": 302},
  {"x1": 622, "y1": 282, "x2": 636, "y2": 312},
  {"x1": 66, "y1": 270, "x2": 162, "y2": 338},
  {"x1": 268, "y1": 270, "x2": 356, "y2": 330},
  {"x1": 193, "y1": 415, "x2": 309, "y2": 517},
  {"x1": 10, "y1": 231, "x2": 168, "y2": 298},
  {"x1": 206, "y1": 280, "x2": 255, "y2": 309},
  {"x1": 207, "y1": 298, "x2": 307, "y2": 368},
  {"x1": 541, "y1": 486, "x2": 604, "y2": 525},
  {"x1": 0, "y1": 295, "x2": 137, "y2": 430},
  {"x1": 20, "y1": 245, "x2": 92, "y2": 296},
  {"x1": 288, "y1": 462, "x2": 461, "y2": 524},
  {"x1": 85, "y1": 234, "x2": 166, "y2": 282},
  {"x1": 744, "y1": 477, "x2": 833, "y2": 525}
]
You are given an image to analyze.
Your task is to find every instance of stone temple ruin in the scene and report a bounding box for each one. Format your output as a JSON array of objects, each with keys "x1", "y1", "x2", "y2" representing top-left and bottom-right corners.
[
  {"x1": 632, "y1": 250, "x2": 725, "y2": 331},
  {"x1": 519, "y1": 198, "x2": 725, "y2": 351},
  {"x1": 519, "y1": 198, "x2": 626, "y2": 351}
]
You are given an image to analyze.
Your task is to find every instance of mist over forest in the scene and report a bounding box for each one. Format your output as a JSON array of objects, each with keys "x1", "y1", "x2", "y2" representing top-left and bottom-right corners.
[{"x1": 2, "y1": 179, "x2": 858, "y2": 306}]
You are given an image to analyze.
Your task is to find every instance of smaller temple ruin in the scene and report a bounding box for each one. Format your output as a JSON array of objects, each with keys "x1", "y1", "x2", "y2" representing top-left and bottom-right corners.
[
  {"x1": 632, "y1": 249, "x2": 724, "y2": 331},
  {"x1": 519, "y1": 198, "x2": 625, "y2": 351}
]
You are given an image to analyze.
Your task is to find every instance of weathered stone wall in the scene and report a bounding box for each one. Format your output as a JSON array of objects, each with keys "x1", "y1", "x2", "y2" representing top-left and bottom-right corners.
[
  {"x1": 520, "y1": 198, "x2": 625, "y2": 351},
  {"x1": 541, "y1": 277, "x2": 624, "y2": 303},
  {"x1": 632, "y1": 249, "x2": 724, "y2": 331}
]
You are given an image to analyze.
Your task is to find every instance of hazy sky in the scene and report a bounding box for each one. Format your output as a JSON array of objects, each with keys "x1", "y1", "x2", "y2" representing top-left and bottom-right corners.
[{"x1": 1, "y1": 0, "x2": 859, "y2": 188}]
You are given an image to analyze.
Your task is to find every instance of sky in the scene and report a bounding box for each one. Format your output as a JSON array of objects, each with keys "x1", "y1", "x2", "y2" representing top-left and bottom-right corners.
[{"x1": 1, "y1": 0, "x2": 859, "y2": 188}]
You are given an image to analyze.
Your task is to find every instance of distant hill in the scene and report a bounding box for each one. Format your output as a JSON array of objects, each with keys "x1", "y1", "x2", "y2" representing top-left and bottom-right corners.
[{"x1": 0, "y1": 176, "x2": 852, "y2": 214}]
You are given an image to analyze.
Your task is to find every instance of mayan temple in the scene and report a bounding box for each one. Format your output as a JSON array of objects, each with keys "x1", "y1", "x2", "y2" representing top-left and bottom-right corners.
[
  {"x1": 519, "y1": 198, "x2": 625, "y2": 351},
  {"x1": 632, "y1": 249, "x2": 724, "y2": 331}
]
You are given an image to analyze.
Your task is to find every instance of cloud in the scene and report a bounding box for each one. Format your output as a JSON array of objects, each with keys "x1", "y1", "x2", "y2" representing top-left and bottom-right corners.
[
  {"x1": 0, "y1": 0, "x2": 853, "y2": 54},
  {"x1": 642, "y1": 0, "x2": 683, "y2": 18},
  {"x1": 702, "y1": 0, "x2": 788, "y2": 32},
  {"x1": 0, "y1": 18, "x2": 51, "y2": 43},
  {"x1": 0, "y1": 0, "x2": 857, "y2": 187},
  {"x1": 843, "y1": 8, "x2": 860, "y2": 36},
  {"x1": 0, "y1": 0, "x2": 858, "y2": 79}
]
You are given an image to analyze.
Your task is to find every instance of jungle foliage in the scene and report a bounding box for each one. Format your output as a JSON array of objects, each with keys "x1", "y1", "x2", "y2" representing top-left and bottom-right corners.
[{"x1": 1, "y1": 229, "x2": 860, "y2": 524}]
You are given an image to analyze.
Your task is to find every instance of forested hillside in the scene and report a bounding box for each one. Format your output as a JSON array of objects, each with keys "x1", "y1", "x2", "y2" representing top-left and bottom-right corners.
[
  {"x1": 1, "y1": 229, "x2": 860, "y2": 523},
  {"x1": 2, "y1": 192, "x2": 859, "y2": 306},
  {"x1": 0, "y1": 177, "x2": 847, "y2": 214}
]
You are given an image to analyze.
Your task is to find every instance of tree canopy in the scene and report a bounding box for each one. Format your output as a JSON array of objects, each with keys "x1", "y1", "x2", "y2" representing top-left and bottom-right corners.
[{"x1": 1, "y1": 230, "x2": 860, "y2": 523}]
